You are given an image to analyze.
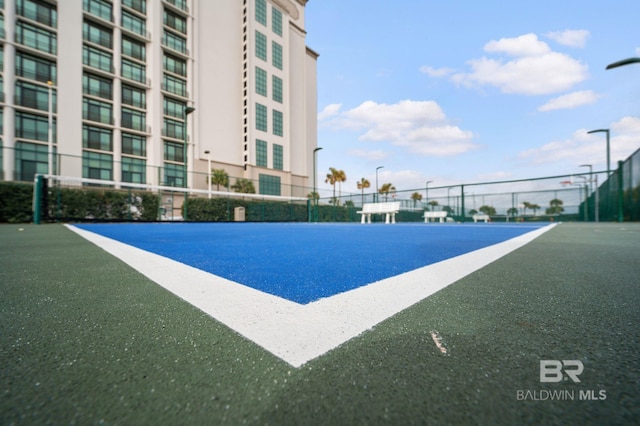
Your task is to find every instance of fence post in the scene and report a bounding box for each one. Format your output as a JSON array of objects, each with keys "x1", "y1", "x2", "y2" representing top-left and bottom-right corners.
[
  {"x1": 33, "y1": 174, "x2": 43, "y2": 224},
  {"x1": 460, "y1": 184, "x2": 465, "y2": 222},
  {"x1": 617, "y1": 160, "x2": 624, "y2": 222}
]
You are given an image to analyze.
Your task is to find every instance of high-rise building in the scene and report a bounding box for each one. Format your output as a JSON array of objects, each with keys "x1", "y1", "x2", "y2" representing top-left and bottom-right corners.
[{"x1": 0, "y1": 0, "x2": 318, "y2": 197}]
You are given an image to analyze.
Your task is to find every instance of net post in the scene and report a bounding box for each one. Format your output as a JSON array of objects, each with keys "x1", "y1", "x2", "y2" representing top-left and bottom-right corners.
[
  {"x1": 617, "y1": 160, "x2": 624, "y2": 223},
  {"x1": 33, "y1": 174, "x2": 43, "y2": 224}
]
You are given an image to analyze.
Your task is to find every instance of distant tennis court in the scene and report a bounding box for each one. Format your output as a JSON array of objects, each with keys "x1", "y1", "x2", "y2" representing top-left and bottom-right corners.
[{"x1": 73, "y1": 222, "x2": 550, "y2": 304}]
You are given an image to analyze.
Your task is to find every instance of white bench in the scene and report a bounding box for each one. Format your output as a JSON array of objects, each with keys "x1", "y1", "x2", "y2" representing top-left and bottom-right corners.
[
  {"x1": 357, "y1": 202, "x2": 400, "y2": 224},
  {"x1": 472, "y1": 213, "x2": 490, "y2": 223},
  {"x1": 424, "y1": 211, "x2": 448, "y2": 223}
]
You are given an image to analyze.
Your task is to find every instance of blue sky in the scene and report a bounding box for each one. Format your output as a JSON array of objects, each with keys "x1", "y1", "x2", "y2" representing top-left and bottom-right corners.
[{"x1": 305, "y1": 0, "x2": 640, "y2": 196}]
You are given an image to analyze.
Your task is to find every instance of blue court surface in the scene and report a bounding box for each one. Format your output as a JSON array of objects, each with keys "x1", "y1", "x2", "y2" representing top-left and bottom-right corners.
[{"x1": 75, "y1": 222, "x2": 549, "y2": 304}]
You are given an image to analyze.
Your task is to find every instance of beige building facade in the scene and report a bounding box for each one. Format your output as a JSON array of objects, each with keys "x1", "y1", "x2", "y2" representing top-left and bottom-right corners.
[{"x1": 0, "y1": 0, "x2": 317, "y2": 197}]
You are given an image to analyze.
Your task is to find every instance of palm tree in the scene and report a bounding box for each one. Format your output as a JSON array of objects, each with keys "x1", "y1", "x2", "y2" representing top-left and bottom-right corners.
[
  {"x1": 479, "y1": 205, "x2": 496, "y2": 215},
  {"x1": 357, "y1": 178, "x2": 370, "y2": 206},
  {"x1": 530, "y1": 203, "x2": 540, "y2": 216},
  {"x1": 231, "y1": 178, "x2": 255, "y2": 194},
  {"x1": 507, "y1": 207, "x2": 519, "y2": 218},
  {"x1": 411, "y1": 192, "x2": 423, "y2": 208},
  {"x1": 307, "y1": 191, "x2": 320, "y2": 201},
  {"x1": 379, "y1": 183, "x2": 396, "y2": 202},
  {"x1": 546, "y1": 198, "x2": 564, "y2": 215},
  {"x1": 325, "y1": 167, "x2": 339, "y2": 204},
  {"x1": 522, "y1": 201, "x2": 533, "y2": 216},
  {"x1": 208, "y1": 169, "x2": 229, "y2": 191},
  {"x1": 428, "y1": 200, "x2": 439, "y2": 211}
]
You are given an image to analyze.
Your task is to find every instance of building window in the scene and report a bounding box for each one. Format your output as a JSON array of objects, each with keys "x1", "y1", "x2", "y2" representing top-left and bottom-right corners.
[
  {"x1": 122, "y1": 84, "x2": 146, "y2": 109},
  {"x1": 272, "y1": 41, "x2": 283, "y2": 70},
  {"x1": 256, "y1": 139, "x2": 267, "y2": 167},
  {"x1": 272, "y1": 75, "x2": 282, "y2": 103},
  {"x1": 83, "y1": 0, "x2": 113, "y2": 22},
  {"x1": 121, "y1": 59, "x2": 146, "y2": 83},
  {"x1": 15, "y1": 111, "x2": 55, "y2": 142},
  {"x1": 256, "y1": 0, "x2": 267, "y2": 26},
  {"x1": 15, "y1": 141, "x2": 53, "y2": 181},
  {"x1": 256, "y1": 103, "x2": 267, "y2": 132},
  {"x1": 83, "y1": 45, "x2": 113, "y2": 73},
  {"x1": 255, "y1": 31, "x2": 267, "y2": 61},
  {"x1": 163, "y1": 162, "x2": 184, "y2": 187},
  {"x1": 122, "y1": 156, "x2": 146, "y2": 183},
  {"x1": 162, "y1": 30, "x2": 186, "y2": 54},
  {"x1": 163, "y1": 97, "x2": 185, "y2": 119},
  {"x1": 83, "y1": 20, "x2": 112, "y2": 49},
  {"x1": 17, "y1": 0, "x2": 58, "y2": 28},
  {"x1": 164, "y1": 141, "x2": 184, "y2": 162},
  {"x1": 122, "y1": 10, "x2": 146, "y2": 36},
  {"x1": 272, "y1": 7, "x2": 282, "y2": 36},
  {"x1": 165, "y1": 0, "x2": 187, "y2": 12},
  {"x1": 83, "y1": 73, "x2": 112, "y2": 100},
  {"x1": 273, "y1": 110, "x2": 283, "y2": 137},
  {"x1": 83, "y1": 151, "x2": 113, "y2": 180},
  {"x1": 163, "y1": 118, "x2": 184, "y2": 140},
  {"x1": 83, "y1": 97, "x2": 113, "y2": 124},
  {"x1": 256, "y1": 67, "x2": 267, "y2": 97},
  {"x1": 259, "y1": 174, "x2": 281, "y2": 196},
  {"x1": 123, "y1": 0, "x2": 146, "y2": 15},
  {"x1": 163, "y1": 74, "x2": 187, "y2": 97},
  {"x1": 164, "y1": 10, "x2": 186, "y2": 34},
  {"x1": 121, "y1": 107, "x2": 146, "y2": 131},
  {"x1": 122, "y1": 132, "x2": 146, "y2": 156},
  {"x1": 15, "y1": 81, "x2": 55, "y2": 112},
  {"x1": 16, "y1": 51, "x2": 56, "y2": 83},
  {"x1": 273, "y1": 144, "x2": 283, "y2": 170},
  {"x1": 122, "y1": 37, "x2": 146, "y2": 61},
  {"x1": 16, "y1": 21, "x2": 57, "y2": 54},
  {"x1": 163, "y1": 54, "x2": 186, "y2": 76},
  {"x1": 83, "y1": 124, "x2": 112, "y2": 151}
]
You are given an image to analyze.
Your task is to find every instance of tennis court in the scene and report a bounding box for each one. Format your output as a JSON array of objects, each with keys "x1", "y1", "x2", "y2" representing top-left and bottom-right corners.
[{"x1": 1, "y1": 222, "x2": 639, "y2": 424}]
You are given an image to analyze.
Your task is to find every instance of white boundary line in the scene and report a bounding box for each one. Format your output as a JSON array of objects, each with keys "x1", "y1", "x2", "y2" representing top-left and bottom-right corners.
[{"x1": 66, "y1": 223, "x2": 557, "y2": 367}]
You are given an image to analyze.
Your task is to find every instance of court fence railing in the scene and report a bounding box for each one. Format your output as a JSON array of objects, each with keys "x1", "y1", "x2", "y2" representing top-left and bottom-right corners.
[{"x1": 2, "y1": 145, "x2": 639, "y2": 223}]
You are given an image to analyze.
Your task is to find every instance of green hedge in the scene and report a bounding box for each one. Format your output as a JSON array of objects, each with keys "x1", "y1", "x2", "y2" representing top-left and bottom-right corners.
[
  {"x1": 0, "y1": 181, "x2": 34, "y2": 223},
  {"x1": 184, "y1": 197, "x2": 309, "y2": 222},
  {"x1": 48, "y1": 187, "x2": 160, "y2": 222}
]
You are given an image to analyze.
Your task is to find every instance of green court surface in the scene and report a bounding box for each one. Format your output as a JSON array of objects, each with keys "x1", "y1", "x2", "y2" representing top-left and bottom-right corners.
[{"x1": 1, "y1": 223, "x2": 639, "y2": 425}]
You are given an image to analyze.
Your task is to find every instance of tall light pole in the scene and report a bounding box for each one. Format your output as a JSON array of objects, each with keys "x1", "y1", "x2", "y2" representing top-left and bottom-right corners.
[
  {"x1": 313, "y1": 147, "x2": 322, "y2": 222},
  {"x1": 47, "y1": 80, "x2": 54, "y2": 181},
  {"x1": 580, "y1": 164, "x2": 598, "y2": 222},
  {"x1": 587, "y1": 129, "x2": 610, "y2": 176},
  {"x1": 606, "y1": 57, "x2": 640, "y2": 70},
  {"x1": 425, "y1": 180, "x2": 433, "y2": 209},
  {"x1": 183, "y1": 106, "x2": 195, "y2": 187},
  {"x1": 204, "y1": 150, "x2": 211, "y2": 198},
  {"x1": 375, "y1": 166, "x2": 384, "y2": 203}
]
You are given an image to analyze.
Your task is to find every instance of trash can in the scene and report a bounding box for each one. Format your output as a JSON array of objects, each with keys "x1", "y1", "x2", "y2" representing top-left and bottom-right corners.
[{"x1": 234, "y1": 206, "x2": 246, "y2": 222}]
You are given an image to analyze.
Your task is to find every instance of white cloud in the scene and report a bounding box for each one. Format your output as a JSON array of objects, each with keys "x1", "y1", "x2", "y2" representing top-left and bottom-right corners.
[
  {"x1": 419, "y1": 65, "x2": 455, "y2": 77},
  {"x1": 451, "y1": 33, "x2": 588, "y2": 95},
  {"x1": 318, "y1": 103, "x2": 342, "y2": 121},
  {"x1": 517, "y1": 116, "x2": 640, "y2": 169},
  {"x1": 328, "y1": 100, "x2": 477, "y2": 157},
  {"x1": 484, "y1": 33, "x2": 550, "y2": 56},
  {"x1": 537, "y1": 90, "x2": 600, "y2": 112},
  {"x1": 545, "y1": 30, "x2": 590, "y2": 48}
]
